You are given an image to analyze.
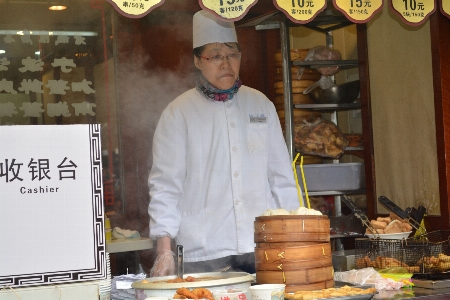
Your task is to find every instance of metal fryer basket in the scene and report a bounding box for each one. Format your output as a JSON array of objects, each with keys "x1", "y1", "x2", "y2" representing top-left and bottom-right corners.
[
  {"x1": 414, "y1": 230, "x2": 450, "y2": 274},
  {"x1": 355, "y1": 237, "x2": 426, "y2": 273},
  {"x1": 355, "y1": 231, "x2": 450, "y2": 274}
]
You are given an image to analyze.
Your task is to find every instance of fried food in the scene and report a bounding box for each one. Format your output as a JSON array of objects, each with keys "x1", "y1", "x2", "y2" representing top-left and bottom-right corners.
[
  {"x1": 168, "y1": 277, "x2": 185, "y2": 283},
  {"x1": 174, "y1": 287, "x2": 214, "y2": 300},
  {"x1": 356, "y1": 255, "x2": 419, "y2": 270},
  {"x1": 167, "y1": 276, "x2": 198, "y2": 283},
  {"x1": 175, "y1": 288, "x2": 199, "y2": 299},
  {"x1": 192, "y1": 288, "x2": 213, "y2": 300},
  {"x1": 286, "y1": 286, "x2": 377, "y2": 299},
  {"x1": 370, "y1": 220, "x2": 387, "y2": 230},
  {"x1": 377, "y1": 217, "x2": 392, "y2": 224},
  {"x1": 185, "y1": 276, "x2": 197, "y2": 282}
]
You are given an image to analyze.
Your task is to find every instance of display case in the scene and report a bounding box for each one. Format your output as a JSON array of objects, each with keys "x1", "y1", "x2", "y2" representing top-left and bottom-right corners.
[{"x1": 238, "y1": 7, "x2": 376, "y2": 241}]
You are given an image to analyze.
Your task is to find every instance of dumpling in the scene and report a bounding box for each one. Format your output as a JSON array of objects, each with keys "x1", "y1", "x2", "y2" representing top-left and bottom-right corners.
[
  {"x1": 261, "y1": 209, "x2": 273, "y2": 216},
  {"x1": 270, "y1": 208, "x2": 290, "y2": 215}
]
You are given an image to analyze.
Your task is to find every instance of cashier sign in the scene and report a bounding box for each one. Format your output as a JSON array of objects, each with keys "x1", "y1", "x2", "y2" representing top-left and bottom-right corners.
[{"x1": 0, "y1": 124, "x2": 106, "y2": 288}]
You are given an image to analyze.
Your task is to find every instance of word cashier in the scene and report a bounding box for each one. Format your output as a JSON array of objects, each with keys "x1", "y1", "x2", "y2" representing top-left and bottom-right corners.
[{"x1": 20, "y1": 186, "x2": 60, "y2": 194}]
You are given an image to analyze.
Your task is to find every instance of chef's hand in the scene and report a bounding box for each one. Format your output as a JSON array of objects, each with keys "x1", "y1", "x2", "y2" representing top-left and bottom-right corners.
[
  {"x1": 150, "y1": 236, "x2": 176, "y2": 277},
  {"x1": 150, "y1": 250, "x2": 176, "y2": 277}
]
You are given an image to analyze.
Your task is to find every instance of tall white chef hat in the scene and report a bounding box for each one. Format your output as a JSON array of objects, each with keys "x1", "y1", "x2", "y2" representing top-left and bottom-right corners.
[{"x1": 193, "y1": 10, "x2": 238, "y2": 49}]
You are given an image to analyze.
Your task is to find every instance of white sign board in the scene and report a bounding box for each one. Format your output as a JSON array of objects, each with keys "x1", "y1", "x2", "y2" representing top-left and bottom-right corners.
[{"x1": 0, "y1": 124, "x2": 106, "y2": 288}]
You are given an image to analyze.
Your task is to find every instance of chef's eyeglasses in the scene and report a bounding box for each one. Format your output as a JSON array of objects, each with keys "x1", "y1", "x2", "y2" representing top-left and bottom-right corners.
[{"x1": 200, "y1": 53, "x2": 242, "y2": 64}]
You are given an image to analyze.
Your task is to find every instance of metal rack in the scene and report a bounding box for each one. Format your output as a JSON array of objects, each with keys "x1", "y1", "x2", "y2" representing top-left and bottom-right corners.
[{"x1": 238, "y1": 6, "x2": 374, "y2": 248}]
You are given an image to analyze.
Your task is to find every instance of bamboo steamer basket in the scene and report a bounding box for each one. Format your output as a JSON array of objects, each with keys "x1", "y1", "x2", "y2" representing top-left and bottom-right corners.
[
  {"x1": 275, "y1": 67, "x2": 321, "y2": 81},
  {"x1": 254, "y1": 215, "x2": 330, "y2": 243},
  {"x1": 255, "y1": 244, "x2": 333, "y2": 289},
  {"x1": 254, "y1": 216, "x2": 332, "y2": 290},
  {"x1": 274, "y1": 79, "x2": 316, "y2": 95},
  {"x1": 274, "y1": 94, "x2": 312, "y2": 105},
  {"x1": 274, "y1": 48, "x2": 310, "y2": 67},
  {"x1": 255, "y1": 243, "x2": 331, "y2": 261},
  {"x1": 256, "y1": 255, "x2": 332, "y2": 271},
  {"x1": 274, "y1": 49, "x2": 309, "y2": 62},
  {"x1": 255, "y1": 266, "x2": 334, "y2": 286},
  {"x1": 254, "y1": 215, "x2": 330, "y2": 236}
]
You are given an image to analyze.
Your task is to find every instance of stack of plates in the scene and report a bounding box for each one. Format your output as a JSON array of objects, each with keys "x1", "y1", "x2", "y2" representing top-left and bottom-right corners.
[
  {"x1": 111, "y1": 273, "x2": 146, "y2": 300},
  {"x1": 99, "y1": 253, "x2": 112, "y2": 299},
  {"x1": 111, "y1": 289, "x2": 135, "y2": 299}
]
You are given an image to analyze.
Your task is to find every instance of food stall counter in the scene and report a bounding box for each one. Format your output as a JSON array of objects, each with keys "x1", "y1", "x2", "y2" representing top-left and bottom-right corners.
[{"x1": 106, "y1": 237, "x2": 153, "y2": 253}]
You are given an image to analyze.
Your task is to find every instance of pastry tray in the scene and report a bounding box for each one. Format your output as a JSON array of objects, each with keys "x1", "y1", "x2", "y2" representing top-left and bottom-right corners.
[
  {"x1": 412, "y1": 278, "x2": 450, "y2": 289},
  {"x1": 286, "y1": 284, "x2": 377, "y2": 300}
]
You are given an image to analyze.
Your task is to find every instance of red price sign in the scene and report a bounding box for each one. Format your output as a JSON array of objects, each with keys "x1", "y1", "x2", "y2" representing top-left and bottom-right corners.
[
  {"x1": 107, "y1": 0, "x2": 165, "y2": 18},
  {"x1": 390, "y1": 0, "x2": 436, "y2": 26},
  {"x1": 199, "y1": 0, "x2": 259, "y2": 21},
  {"x1": 441, "y1": 0, "x2": 450, "y2": 19},
  {"x1": 273, "y1": 0, "x2": 327, "y2": 24},
  {"x1": 333, "y1": 0, "x2": 384, "y2": 23}
]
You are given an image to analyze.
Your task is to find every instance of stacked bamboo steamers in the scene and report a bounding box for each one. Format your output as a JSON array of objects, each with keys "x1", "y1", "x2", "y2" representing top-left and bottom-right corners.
[
  {"x1": 273, "y1": 48, "x2": 322, "y2": 128},
  {"x1": 273, "y1": 49, "x2": 323, "y2": 164},
  {"x1": 254, "y1": 214, "x2": 333, "y2": 293}
]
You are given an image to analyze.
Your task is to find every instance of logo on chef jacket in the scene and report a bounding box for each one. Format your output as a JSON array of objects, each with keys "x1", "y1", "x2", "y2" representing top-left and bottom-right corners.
[{"x1": 249, "y1": 113, "x2": 267, "y2": 123}]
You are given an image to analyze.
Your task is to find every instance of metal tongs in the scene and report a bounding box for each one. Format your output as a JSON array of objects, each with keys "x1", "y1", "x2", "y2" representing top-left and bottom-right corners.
[
  {"x1": 176, "y1": 245, "x2": 184, "y2": 279},
  {"x1": 378, "y1": 196, "x2": 427, "y2": 234},
  {"x1": 341, "y1": 195, "x2": 378, "y2": 235}
]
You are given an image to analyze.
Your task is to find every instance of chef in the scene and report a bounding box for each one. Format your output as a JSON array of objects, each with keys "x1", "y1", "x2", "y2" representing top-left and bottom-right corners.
[{"x1": 148, "y1": 9, "x2": 303, "y2": 277}]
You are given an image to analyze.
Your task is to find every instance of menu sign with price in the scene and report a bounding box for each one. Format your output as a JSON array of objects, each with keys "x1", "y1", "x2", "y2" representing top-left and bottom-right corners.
[
  {"x1": 200, "y1": 0, "x2": 258, "y2": 21},
  {"x1": 273, "y1": 0, "x2": 327, "y2": 24},
  {"x1": 390, "y1": 0, "x2": 436, "y2": 26},
  {"x1": 441, "y1": 0, "x2": 450, "y2": 19},
  {"x1": 107, "y1": 0, "x2": 165, "y2": 18},
  {"x1": 333, "y1": 0, "x2": 384, "y2": 23}
]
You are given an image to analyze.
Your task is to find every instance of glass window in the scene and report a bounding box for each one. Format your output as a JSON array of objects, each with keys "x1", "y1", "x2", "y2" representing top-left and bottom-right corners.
[{"x1": 0, "y1": 1, "x2": 121, "y2": 213}]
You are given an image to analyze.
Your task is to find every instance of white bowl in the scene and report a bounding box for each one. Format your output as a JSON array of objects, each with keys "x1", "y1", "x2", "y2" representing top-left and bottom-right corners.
[
  {"x1": 365, "y1": 231, "x2": 412, "y2": 240},
  {"x1": 249, "y1": 284, "x2": 285, "y2": 300},
  {"x1": 212, "y1": 289, "x2": 249, "y2": 300}
]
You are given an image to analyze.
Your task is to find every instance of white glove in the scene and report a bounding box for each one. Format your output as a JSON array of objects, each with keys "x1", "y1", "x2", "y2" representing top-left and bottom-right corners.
[{"x1": 150, "y1": 250, "x2": 176, "y2": 277}]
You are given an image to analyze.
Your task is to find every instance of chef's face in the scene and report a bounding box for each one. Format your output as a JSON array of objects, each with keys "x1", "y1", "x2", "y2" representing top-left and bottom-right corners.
[{"x1": 194, "y1": 42, "x2": 241, "y2": 90}]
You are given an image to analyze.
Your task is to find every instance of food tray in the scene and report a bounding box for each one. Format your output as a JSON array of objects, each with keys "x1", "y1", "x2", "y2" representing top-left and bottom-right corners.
[
  {"x1": 132, "y1": 272, "x2": 254, "y2": 290},
  {"x1": 412, "y1": 278, "x2": 450, "y2": 289},
  {"x1": 286, "y1": 285, "x2": 376, "y2": 300},
  {"x1": 298, "y1": 163, "x2": 365, "y2": 192},
  {"x1": 286, "y1": 294, "x2": 375, "y2": 300},
  {"x1": 365, "y1": 231, "x2": 412, "y2": 240}
]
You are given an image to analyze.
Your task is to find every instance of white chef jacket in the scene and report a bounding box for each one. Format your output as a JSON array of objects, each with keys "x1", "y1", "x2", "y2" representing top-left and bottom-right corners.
[{"x1": 148, "y1": 85, "x2": 303, "y2": 262}]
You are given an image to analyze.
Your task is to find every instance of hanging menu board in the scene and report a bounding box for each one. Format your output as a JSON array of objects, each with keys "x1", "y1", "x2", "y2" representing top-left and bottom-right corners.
[
  {"x1": 390, "y1": 0, "x2": 436, "y2": 26},
  {"x1": 199, "y1": 0, "x2": 259, "y2": 21},
  {"x1": 107, "y1": 0, "x2": 165, "y2": 18},
  {"x1": 273, "y1": 0, "x2": 327, "y2": 24},
  {"x1": 0, "y1": 124, "x2": 106, "y2": 288},
  {"x1": 333, "y1": 0, "x2": 384, "y2": 23},
  {"x1": 441, "y1": 0, "x2": 450, "y2": 19}
]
